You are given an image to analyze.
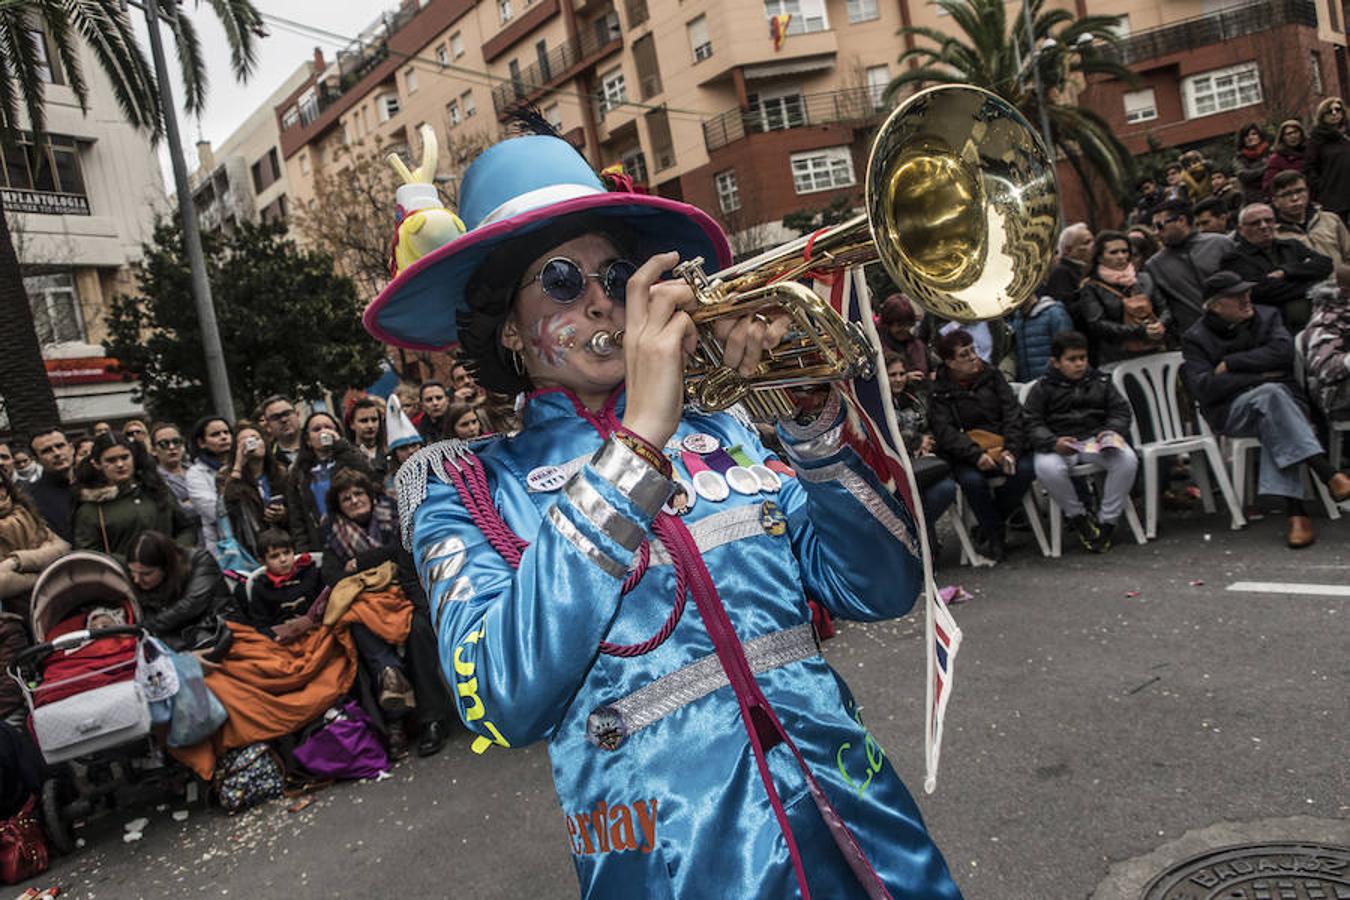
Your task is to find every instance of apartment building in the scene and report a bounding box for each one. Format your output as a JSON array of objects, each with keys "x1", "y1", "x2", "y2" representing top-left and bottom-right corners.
[
  {"x1": 6, "y1": 35, "x2": 167, "y2": 427},
  {"x1": 271, "y1": 0, "x2": 1350, "y2": 277},
  {"x1": 189, "y1": 61, "x2": 318, "y2": 233},
  {"x1": 1078, "y1": 0, "x2": 1348, "y2": 218}
]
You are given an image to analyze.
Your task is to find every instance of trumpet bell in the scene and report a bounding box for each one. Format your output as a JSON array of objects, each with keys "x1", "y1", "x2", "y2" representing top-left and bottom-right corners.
[{"x1": 867, "y1": 85, "x2": 1060, "y2": 323}]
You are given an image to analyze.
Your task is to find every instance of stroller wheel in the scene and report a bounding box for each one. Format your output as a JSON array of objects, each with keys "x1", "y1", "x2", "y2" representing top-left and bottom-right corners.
[{"x1": 41, "y1": 778, "x2": 76, "y2": 855}]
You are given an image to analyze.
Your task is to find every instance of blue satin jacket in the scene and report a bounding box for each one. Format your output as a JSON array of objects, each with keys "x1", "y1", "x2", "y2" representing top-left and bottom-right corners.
[{"x1": 400, "y1": 387, "x2": 960, "y2": 899}]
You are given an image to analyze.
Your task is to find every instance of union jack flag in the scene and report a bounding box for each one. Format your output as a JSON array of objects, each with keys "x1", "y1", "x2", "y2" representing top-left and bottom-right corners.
[{"x1": 813, "y1": 269, "x2": 963, "y2": 794}]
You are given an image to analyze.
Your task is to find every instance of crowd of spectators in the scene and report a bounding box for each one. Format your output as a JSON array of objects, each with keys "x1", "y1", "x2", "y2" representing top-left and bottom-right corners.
[{"x1": 0, "y1": 352, "x2": 508, "y2": 775}]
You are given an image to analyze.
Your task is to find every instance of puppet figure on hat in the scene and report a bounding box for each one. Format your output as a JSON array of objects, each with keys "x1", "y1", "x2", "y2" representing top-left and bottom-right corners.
[
  {"x1": 367, "y1": 108, "x2": 959, "y2": 899},
  {"x1": 388, "y1": 124, "x2": 467, "y2": 276}
]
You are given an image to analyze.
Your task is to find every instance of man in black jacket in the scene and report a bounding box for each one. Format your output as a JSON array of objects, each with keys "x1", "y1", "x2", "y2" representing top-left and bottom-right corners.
[
  {"x1": 1182, "y1": 272, "x2": 1350, "y2": 548},
  {"x1": 21, "y1": 428, "x2": 76, "y2": 543},
  {"x1": 1221, "y1": 202, "x2": 1333, "y2": 331},
  {"x1": 928, "y1": 330, "x2": 1033, "y2": 561},
  {"x1": 1024, "y1": 332, "x2": 1138, "y2": 551}
]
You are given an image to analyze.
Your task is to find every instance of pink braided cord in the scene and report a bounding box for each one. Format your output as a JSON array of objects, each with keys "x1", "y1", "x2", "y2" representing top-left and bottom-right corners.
[{"x1": 441, "y1": 458, "x2": 684, "y2": 657}]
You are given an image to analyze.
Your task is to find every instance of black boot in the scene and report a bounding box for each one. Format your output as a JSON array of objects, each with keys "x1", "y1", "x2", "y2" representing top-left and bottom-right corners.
[
  {"x1": 417, "y1": 720, "x2": 449, "y2": 757},
  {"x1": 1091, "y1": 520, "x2": 1115, "y2": 553},
  {"x1": 1068, "y1": 515, "x2": 1100, "y2": 551}
]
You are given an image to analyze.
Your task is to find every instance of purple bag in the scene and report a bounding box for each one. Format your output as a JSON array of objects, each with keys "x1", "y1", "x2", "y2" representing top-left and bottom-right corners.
[{"x1": 291, "y1": 700, "x2": 389, "y2": 780}]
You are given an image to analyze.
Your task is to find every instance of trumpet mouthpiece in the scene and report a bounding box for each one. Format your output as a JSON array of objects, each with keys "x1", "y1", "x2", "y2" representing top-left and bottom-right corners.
[{"x1": 587, "y1": 331, "x2": 623, "y2": 356}]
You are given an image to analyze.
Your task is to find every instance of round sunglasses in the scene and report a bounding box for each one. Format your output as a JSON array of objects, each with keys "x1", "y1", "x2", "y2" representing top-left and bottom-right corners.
[{"x1": 532, "y1": 257, "x2": 637, "y2": 304}]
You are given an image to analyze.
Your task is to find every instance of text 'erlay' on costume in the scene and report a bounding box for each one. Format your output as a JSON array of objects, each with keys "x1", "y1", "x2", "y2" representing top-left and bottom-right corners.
[{"x1": 366, "y1": 125, "x2": 959, "y2": 898}]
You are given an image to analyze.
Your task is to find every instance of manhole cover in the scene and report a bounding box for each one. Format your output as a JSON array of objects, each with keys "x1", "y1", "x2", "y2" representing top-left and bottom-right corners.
[{"x1": 1142, "y1": 842, "x2": 1350, "y2": 899}]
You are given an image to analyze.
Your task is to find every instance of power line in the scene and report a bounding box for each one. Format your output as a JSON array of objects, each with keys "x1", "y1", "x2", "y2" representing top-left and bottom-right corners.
[{"x1": 259, "y1": 11, "x2": 717, "y2": 124}]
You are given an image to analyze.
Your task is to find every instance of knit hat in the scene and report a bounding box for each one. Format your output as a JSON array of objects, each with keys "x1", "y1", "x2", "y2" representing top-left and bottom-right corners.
[{"x1": 385, "y1": 394, "x2": 423, "y2": 452}]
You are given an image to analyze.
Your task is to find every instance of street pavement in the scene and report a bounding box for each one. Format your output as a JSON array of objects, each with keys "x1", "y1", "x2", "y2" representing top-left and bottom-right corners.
[{"x1": 16, "y1": 507, "x2": 1349, "y2": 899}]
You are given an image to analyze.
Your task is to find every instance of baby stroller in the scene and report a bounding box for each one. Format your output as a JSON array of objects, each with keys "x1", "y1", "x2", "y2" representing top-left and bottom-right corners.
[{"x1": 7, "y1": 552, "x2": 189, "y2": 853}]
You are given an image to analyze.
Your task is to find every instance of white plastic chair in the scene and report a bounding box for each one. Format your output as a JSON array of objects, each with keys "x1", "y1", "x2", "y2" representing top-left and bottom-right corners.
[
  {"x1": 1109, "y1": 352, "x2": 1245, "y2": 539},
  {"x1": 1200, "y1": 427, "x2": 1342, "y2": 521},
  {"x1": 1016, "y1": 379, "x2": 1147, "y2": 555},
  {"x1": 1046, "y1": 465, "x2": 1148, "y2": 556}
]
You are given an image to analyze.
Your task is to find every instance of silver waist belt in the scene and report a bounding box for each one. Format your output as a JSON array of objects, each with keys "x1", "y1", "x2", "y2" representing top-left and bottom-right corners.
[{"x1": 586, "y1": 623, "x2": 819, "y2": 751}]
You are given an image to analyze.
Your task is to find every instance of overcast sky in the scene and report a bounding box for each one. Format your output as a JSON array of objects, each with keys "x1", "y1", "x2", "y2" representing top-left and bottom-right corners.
[{"x1": 149, "y1": 0, "x2": 386, "y2": 190}]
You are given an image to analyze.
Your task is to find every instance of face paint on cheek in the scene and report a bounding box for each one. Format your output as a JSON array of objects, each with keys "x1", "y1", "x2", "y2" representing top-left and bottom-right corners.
[{"x1": 530, "y1": 314, "x2": 578, "y2": 368}]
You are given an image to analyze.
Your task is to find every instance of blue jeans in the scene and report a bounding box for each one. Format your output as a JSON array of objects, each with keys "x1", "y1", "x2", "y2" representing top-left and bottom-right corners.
[
  {"x1": 350, "y1": 622, "x2": 403, "y2": 681},
  {"x1": 922, "y1": 478, "x2": 957, "y2": 539},
  {"x1": 952, "y1": 454, "x2": 1036, "y2": 535},
  {"x1": 1224, "y1": 383, "x2": 1324, "y2": 499}
]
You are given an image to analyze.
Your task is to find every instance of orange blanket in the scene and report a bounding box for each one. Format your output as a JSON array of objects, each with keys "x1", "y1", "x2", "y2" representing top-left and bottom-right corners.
[{"x1": 169, "y1": 586, "x2": 412, "y2": 781}]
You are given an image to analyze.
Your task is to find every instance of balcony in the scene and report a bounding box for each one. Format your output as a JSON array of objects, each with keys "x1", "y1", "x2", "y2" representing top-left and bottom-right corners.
[
  {"x1": 491, "y1": 17, "x2": 622, "y2": 115},
  {"x1": 702, "y1": 87, "x2": 885, "y2": 153},
  {"x1": 1103, "y1": 0, "x2": 1317, "y2": 67}
]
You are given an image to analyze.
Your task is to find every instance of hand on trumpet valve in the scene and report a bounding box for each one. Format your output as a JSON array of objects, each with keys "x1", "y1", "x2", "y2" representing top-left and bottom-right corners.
[
  {"x1": 619, "y1": 251, "x2": 699, "y2": 449},
  {"x1": 712, "y1": 309, "x2": 792, "y2": 377}
]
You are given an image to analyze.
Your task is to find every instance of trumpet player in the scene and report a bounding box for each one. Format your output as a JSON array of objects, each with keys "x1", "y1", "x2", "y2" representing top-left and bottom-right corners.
[{"x1": 365, "y1": 125, "x2": 960, "y2": 899}]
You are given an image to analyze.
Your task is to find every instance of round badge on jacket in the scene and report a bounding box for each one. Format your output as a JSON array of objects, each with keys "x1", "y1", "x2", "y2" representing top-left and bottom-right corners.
[
  {"x1": 526, "y1": 465, "x2": 567, "y2": 492},
  {"x1": 760, "y1": 500, "x2": 788, "y2": 536},
  {"x1": 725, "y1": 466, "x2": 760, "y2": 495},
  {"x1": 692, "y1": 469, "x2": 730, "y2": 502},
  {"x1": 681, "y1": 432, "x2": 720, "y2": 455}
]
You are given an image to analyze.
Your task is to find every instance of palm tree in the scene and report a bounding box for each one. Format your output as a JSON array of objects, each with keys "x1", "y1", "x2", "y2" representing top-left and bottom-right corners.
[
  {"x1": 884, "y1": 0, "x2": 1137, "y2": 222},
  {"x1": 0, "y1": 0, "x2": 262, "y2": 438}
]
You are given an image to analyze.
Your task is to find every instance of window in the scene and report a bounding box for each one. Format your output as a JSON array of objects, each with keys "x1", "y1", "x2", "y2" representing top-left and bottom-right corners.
[
  {"x1": 790, "y1": 146, "x2": 855, "y2": 194},
  {"x1": 1, "y1": 135, "x2": 87, "y2": 201},
  {"x1": 298, "y1": 88, "x2": 319, "y2": 126},
  {"x1": 251, "y1": 147, "x2": 282, "y2": 193},
  {"x1": 498, "y1": 0, "x2": 513, "y2": 23},
  {"x1": 405, "y1": 68, "x2": 419, "y2": 94},
  {"x1": 281, "y1": 105, "x2": 299, "y2": 130},
  {"x1": 620, "y1": 148, "x2": 648, "y2": 184},
  {"x1": 461, "y1": 90, "x2": 476, "y2": 118},
  {"x1": 544, "y1": 103, "x2": 562, "y2": 130},
  {"x1": 865, "y1": 65, "x2": 888, "y2": 108},
  {"x1": 1182, "y1": 62, "x2": 1261, "y2": 119},
  {"x1": 436, "y1": 44, "x2": 449, "y2": 66},
  {"x1": 260, "y1": 194, "x2": 289, "y2": 226},
  {"x1": 1123, "y1": 88, "x2": 1156, "y2": 124},
  {"x1": 448, "y1": 100, "x2": 461, "y2": 126},
  {"x1": 846, "y1": 0, "x2": 878, "y2": 23},
  {"x1": 1311, "y1": 51, "x2": 1324, "y2": 96},
  {"x1": 747, "y1": 88, "x2": 805, "y2": 131},
  {"x1": 688, "y1": 16, "x2": 712, "y2": 62},
  {"x1": 763, "y1": 0, "x2": 827, "y2": 35},
  {"x1": 26, "y1": 273, "x2": 82, "y2": 345},
  {"x1": 451, "y1": 32, "x2": 464, "y2": 58},
  {"x1": 379, "y1": 93, "x2": 401, "y2": 121},
  {"x1": 299, "y1": 153, "x2": 311, "y2": 175},
  {"x1": 536, "y1": 40, "x2": 551, "y2": 82},
  {"x1": 31, "y1": 30, "x2": 63, "y2": 85},
  {"x1": 600, "y1": 68, "x2": 627, "y2": 114},
  {"x1": 509, "y1": 59, "x2": 524, "y2": 98},
  {"x1": 715, "y1": 170, "x2": 740, "y2": 213}
]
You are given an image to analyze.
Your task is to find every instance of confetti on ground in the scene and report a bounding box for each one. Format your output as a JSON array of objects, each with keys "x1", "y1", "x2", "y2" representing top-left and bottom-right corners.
[
  {"x1": 1125, "y1": 591, "x2": 1141, "y2": 598},
  {"x1": 1189, "y1": 580, "x2": 1205, "y2": 586}
]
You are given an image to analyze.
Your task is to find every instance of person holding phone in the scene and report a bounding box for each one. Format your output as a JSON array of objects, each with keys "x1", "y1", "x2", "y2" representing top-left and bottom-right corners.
[
  {"x1": 219, "y1": 421, "x2": 291, "y2": 564},
  {"x1": 285, "y1": 412, "x2": 372, "y2": 551}
]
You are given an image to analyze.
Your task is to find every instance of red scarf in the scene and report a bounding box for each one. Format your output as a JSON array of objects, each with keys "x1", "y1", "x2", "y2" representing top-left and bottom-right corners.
[{"x1": 1240, "y1": 140, "x2": 1270, "y2": 160}]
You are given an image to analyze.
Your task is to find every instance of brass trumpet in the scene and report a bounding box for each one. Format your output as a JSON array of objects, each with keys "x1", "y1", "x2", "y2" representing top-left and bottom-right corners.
[{"x1": 588, "y1": 85, "x2": 1061, "y2": 421}]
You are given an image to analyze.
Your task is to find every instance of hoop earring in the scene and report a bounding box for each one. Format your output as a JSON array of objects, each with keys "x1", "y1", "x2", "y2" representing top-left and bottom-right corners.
[{"x1": 510, "y1": 350, "x2": 525, "y2": 376}]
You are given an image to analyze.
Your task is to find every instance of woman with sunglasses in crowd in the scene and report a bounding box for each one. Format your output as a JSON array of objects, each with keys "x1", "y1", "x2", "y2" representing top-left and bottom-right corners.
[
  {"x1": 365, "y1": 130, "x2": 957, "y2": 898},
  {"x1": 1308, "y1": 97, "x2": 1350, "y2": 222},
  {"x1": 150, "y1": 422, "x2": 192, "y2": 509}
]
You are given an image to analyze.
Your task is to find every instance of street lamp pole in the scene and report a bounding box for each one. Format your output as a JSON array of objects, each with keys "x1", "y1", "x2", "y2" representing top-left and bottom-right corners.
[
  {"x1": 139, "y1": 1, "x2": 235, "y2": 422},
  {"x1": 1021, "y1": 0, "x2": 1057, "y2": 158}
]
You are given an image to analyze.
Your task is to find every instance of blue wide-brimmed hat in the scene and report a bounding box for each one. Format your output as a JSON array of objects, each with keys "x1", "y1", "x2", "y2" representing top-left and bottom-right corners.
[{"x1": 363, "y1": 135, "x2": 731, "y2": 351}]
